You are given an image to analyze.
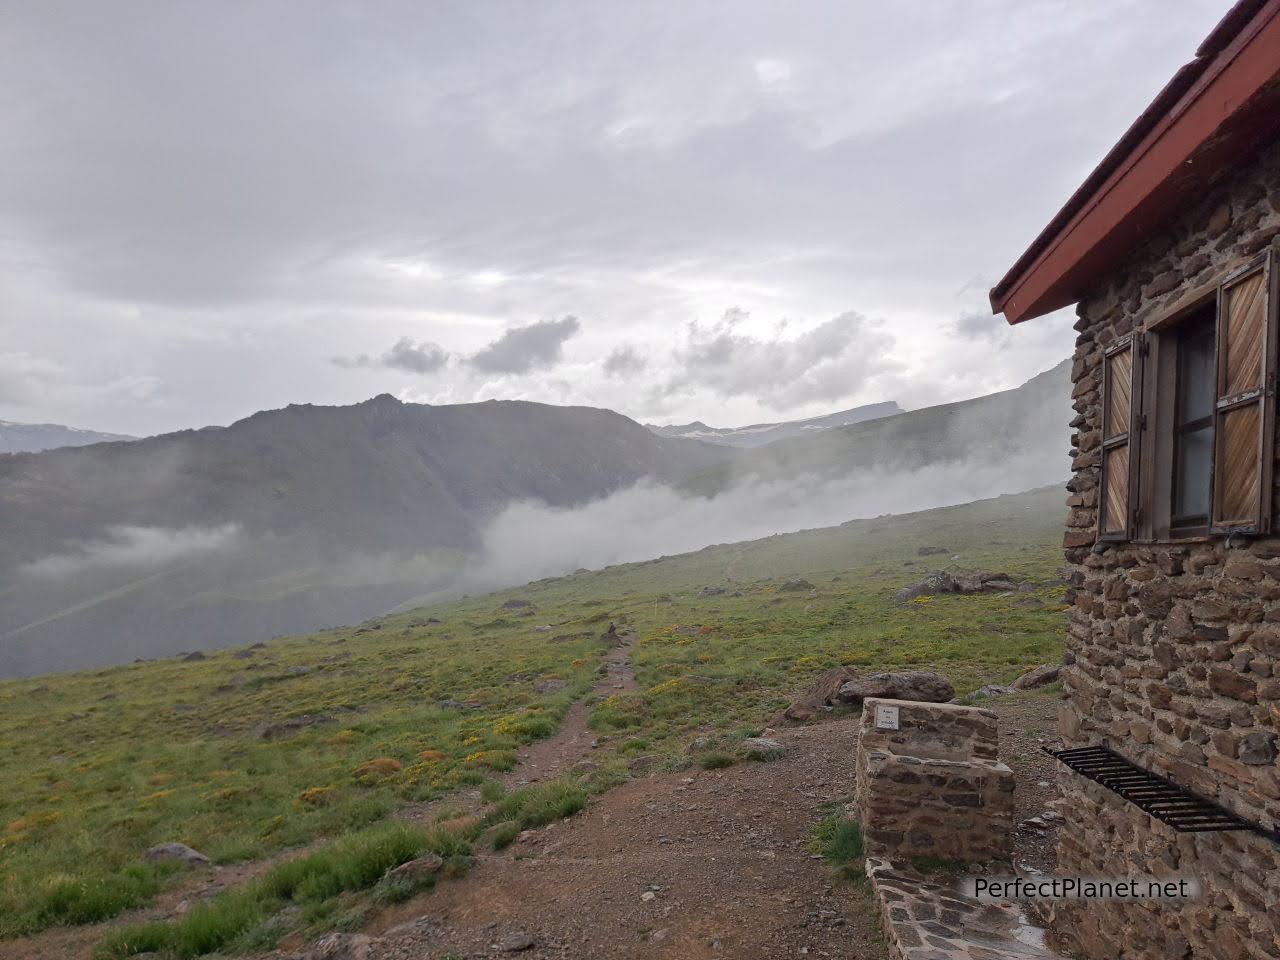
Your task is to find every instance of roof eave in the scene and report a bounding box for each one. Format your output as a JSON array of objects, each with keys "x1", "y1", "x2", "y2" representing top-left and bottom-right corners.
[{"x1": 991, "y1": 0, "x2": 1280, "y2": 324}]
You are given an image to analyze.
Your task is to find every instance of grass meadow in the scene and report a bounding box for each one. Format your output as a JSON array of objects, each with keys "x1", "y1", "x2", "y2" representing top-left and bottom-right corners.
[{"x1": 0, "y1": 485, "x2": 1067, "y2": 952}]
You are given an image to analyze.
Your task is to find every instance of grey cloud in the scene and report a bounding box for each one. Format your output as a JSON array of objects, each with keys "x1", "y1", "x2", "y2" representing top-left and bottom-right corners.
[
  {"x1": 0, "y1": 2, "x2": 1223, "y2": 434},
  {"x1": 666, "y1": 309, "x2": 897, "y2": 410},
  {"x1": 468, "y1": 316, "x2": 581, "y2": 375},
  {"x1": 953, "y1": 311, "x2": 1009, "y2": 341},
  {"x1": 333, "y1": 337, "x2": 449, "y2": 374},
  {"x1": 0, "y1": 352, "x2": 63, "y2": 405},
  {"x1": 603, "y1": 346, "x2": 647, "y2": 375}
]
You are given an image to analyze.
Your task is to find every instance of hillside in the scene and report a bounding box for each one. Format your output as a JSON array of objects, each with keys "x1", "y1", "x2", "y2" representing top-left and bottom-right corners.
[
  {"x1": 647, "y1": 400, "x2": 903, "y2": 447},
  {"x1": 0, "y1": 484, "x2": 1067, "y2": 957},
  {"x1": 0, "y1": 396, "x2": 729, "y2": 675},
  {"x1": 0, "y1": 419, "x2": 135, "y2": 454},
  {"x1": 685, "y1": 360, "x2": 1071, "y2": 491}
]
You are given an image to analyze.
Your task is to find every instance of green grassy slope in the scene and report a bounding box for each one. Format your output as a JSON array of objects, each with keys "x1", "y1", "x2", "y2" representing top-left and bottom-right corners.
[{"x1": 0, "y1": 484, "x2": 1067, "y2": 944}]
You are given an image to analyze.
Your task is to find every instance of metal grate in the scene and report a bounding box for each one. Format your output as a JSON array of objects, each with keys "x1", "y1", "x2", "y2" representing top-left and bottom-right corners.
[{"x1": 1046, "y1": 744, "x2": 1280, "y2": 845}]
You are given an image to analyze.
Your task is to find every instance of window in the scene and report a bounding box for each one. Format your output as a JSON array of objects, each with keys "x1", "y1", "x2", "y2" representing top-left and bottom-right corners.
[{"x1": 1102, "y1": 250, "x2": 1278, "y2": 543}]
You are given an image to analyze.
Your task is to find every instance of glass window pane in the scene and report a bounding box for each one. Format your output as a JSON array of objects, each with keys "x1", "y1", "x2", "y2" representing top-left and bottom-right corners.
[
  {"x1": 1178, "y1": 326, "x2": 1215, "y2": 424},
  {"x1": 1174, "y1": 425, "x2": 1212, "y2": 521}
]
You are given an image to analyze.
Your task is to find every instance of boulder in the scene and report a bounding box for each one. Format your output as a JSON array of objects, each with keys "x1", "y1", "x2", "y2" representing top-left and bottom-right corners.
[
  {"x1": 181, "y1": 651, "x2": 206, "y2": 662},
  {"x1": 384, "y1": 853, "x2": 444, "y2": 884},
  {"x1": 1012, "y1": 664, "x2": 1061, "y2": 690},
  {"x1": 501, "y1": 599, "x2": 533, "y2": 609},
  {"x1": 835, "y1": 671, "x2": 954, "y2": 704},
  {"x1": 782, "y1": 666, "x2": 860, "y2": 722},
  {"x1": 916, "y1": 545, "x2": 951, "y2": 556},
  {"x1": 498, "y1": 933, "x2": 536, "y2": 952},
  {"x1": 144, "y1": 842, "x2": 210, "y2": 866},
  {"x1": 783, "y1": 701, "x2": 819, "y2": 722},
  {"x1": 699, "y1": 586, "x2": 727, "y2": 597}
]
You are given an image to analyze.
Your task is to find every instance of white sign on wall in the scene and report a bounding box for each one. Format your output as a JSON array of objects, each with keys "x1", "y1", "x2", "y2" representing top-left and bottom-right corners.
[{"x1": 874, "y1": 704, "x2": 900, "y2": 730}]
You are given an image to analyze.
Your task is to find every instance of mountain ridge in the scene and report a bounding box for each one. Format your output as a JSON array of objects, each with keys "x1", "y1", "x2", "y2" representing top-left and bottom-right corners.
[
  {"x1": 647, "y1": 399, "x2": 903, "y2": 447},
  {"x1": 0, "y1": 419, "x2": 135, "y2": 454}
]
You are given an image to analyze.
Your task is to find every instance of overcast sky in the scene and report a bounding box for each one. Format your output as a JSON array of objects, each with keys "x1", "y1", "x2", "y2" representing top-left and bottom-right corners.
[{"x1": 0, "y1": 0, "x2": 1229, "y2": 437}]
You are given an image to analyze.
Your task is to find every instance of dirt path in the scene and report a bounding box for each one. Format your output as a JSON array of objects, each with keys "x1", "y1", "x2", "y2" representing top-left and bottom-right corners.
[
  {"x1": 503, "y1": 630, "x2": 638, "y2": 788},
  {"x1": 364, "y1": 718, "x2": 888, "y2": 960}
]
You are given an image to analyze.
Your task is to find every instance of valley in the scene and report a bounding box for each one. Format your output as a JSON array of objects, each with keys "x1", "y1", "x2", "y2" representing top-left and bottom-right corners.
[{"x1": 0, "y1": 364, "x2": 1069, "y2": 676}]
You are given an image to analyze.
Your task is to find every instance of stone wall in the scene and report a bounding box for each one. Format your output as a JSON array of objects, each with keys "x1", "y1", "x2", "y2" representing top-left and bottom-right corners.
[
  {"x1": 856, "y1": 698, "x2": 1014, "y2": 863},
  {"x1": 1060, "y1": 136, "x2": 1280, "y2": 959}
]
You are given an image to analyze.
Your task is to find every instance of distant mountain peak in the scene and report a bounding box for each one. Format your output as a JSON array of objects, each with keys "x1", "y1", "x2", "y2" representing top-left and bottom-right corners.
[
  {"x1": 647, "y1": 400, "x2": 903, "y2": 448},
  {"x1": 0, "y1": 419, "x2": 135, "y2": 455}
]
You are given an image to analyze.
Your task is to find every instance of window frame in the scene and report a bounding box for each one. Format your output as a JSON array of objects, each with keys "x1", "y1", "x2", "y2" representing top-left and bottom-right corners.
[{"x1": 1100, "y1": 249, "x2": 1278, "y2": 546}]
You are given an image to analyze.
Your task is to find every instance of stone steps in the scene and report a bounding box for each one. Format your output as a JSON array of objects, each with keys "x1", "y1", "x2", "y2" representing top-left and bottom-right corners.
[{"x1": 866, "y1": 858, "x2": 1064, "y2": 960}]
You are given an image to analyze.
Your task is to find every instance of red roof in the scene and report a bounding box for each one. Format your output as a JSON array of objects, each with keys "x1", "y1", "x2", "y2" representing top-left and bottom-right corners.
[{"x1": 991, "y1": 0, "x2": 1280, "y2": 324}]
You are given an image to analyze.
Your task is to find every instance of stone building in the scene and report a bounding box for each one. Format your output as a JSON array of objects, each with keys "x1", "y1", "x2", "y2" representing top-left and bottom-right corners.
[{"x1": 990, "y1": 3, "x2": 1280, "y2": 958}]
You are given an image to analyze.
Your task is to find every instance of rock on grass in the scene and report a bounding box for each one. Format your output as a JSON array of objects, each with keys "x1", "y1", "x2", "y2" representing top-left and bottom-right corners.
[{"x1": 143, "y1": 842, "x2": 210, "y2": 866}]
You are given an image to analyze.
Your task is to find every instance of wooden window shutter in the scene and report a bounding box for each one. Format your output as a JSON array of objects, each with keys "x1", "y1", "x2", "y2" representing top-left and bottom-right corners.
[
  {"x1": 1211, "y1": 251, "x2": 1278, "y2": 534},
  {"x1": 1099, "y1": 336, "x2": 1138, "y2": 541}
]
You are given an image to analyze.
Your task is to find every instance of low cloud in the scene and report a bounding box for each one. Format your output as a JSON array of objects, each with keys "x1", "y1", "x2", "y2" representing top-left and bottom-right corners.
[
  {"x1": 665, "y1": 309, "x2": 897, "y2": 411},
  {"x1": 467, "y1": 453, "x2": 1065, "y2": 592},
  {"x1": 468, "y1": 316, "x2": 581, "y2": 375},
  {"x1": 333, "y1": 337, "x2": 449, "y2": 374},
  {"x1": 20, "y1": 524, "x2": 242, "y2": 579}
]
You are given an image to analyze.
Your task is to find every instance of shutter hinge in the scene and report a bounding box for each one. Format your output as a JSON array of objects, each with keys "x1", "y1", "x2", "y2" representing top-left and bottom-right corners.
[
  {"x1": 1137, "y1": 336, "x2": 1150, "y2": 358},
  {"x1": 1132, "y1": 505, "x2": 1144, "y2": 526},
  {"x1": 1140, "y1": 413, "x2": 1148, "y2": 430}
]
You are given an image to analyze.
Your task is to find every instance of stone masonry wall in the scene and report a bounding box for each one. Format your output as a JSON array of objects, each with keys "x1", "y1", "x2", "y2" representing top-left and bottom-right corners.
[
  {"x1": 1059, "y1": 135, "x2": 1280, "y2": 959},
  {"x1": 856, "y1": 699, "x2": 1014, "y2": 863}
]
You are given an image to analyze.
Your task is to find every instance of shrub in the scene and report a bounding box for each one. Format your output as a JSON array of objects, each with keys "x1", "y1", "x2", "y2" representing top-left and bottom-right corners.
[
  {"x1": 352, "y1": 758, "x2": 402, "y2": 784},
  {"x1": 96, "y1": 822, "x2": 436, "y2": 959},
  {"x1": 490, "y1": 780, "x2": 586, "y2": 830},
  {"x1": 295, "y1": 786, "x2": 335, "y2": 808},
  {"x1": 700, "y1": 753, "x2": 734, "y2": 770},
  {"x1": 488, "y1": 820, "x2": 522, "y2": 850},
  {"x1": 807, "y1": 814, "x2": 864, "y2": 882},
  {"x1": 22, "y1": 865, "x2": 169, "y2": 935}
]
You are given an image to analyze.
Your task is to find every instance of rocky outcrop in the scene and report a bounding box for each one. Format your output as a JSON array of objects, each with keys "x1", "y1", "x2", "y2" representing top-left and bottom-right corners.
[
  {"x1": 895, "y1": 569, "x2": 1018, "y2": 602},
  {"x1": 256, "y1": 714, "x2": 337, "y2": 741}
]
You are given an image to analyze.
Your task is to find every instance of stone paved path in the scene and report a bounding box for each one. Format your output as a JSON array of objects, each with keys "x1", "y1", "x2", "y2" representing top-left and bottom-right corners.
[{"x1": 866, "y1": 858, "x2": 1062, "y2": 960}]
